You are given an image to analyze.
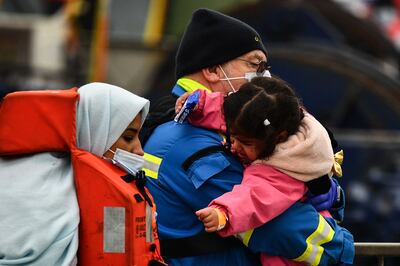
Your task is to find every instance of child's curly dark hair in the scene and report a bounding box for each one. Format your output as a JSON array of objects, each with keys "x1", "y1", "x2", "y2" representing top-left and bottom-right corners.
[{"x1": 223, "y1": 77, "x2": 304, "y2": 158}]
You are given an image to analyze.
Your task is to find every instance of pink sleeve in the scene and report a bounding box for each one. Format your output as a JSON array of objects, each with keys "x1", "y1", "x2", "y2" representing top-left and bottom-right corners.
[
  {"x1": 188, "y1": 90, "x2": 227, "y2": 132},
  {"x1": 261, "y1": 254, "x2": 305, "y2": 266},
  {"x1": 210, "y1": 164, "x2": 307, "y2": 236}
]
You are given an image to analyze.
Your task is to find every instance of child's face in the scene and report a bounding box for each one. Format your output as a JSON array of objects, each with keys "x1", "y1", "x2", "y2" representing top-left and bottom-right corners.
[{"x1": 231, "y1": 134, "x2": 263, "y2": 163}]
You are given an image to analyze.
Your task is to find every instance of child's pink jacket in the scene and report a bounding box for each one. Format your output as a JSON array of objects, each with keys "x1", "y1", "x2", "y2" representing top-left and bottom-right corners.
[{"x1": 212, "y1": 163, "x2": 307, "y2": 236}]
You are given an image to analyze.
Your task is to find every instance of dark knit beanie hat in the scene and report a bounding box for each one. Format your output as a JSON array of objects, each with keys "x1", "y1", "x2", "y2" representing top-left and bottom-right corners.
[{"x1": 175, "y1": 8, "x2": 267, "y2": 79}]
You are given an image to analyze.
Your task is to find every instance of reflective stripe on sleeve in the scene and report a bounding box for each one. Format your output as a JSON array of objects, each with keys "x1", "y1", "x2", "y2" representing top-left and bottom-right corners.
[
  {"x1": 293, "y1": 215, "x2": 335, "y2": 266},
  {"x1": 143, "y1": 152, "x2": 162, "y2": 179}
]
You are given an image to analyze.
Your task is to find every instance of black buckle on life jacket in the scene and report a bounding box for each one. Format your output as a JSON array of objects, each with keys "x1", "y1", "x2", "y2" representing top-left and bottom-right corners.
[{"x1": 121, "y1": 170, "x2": 153, "y2": 207}]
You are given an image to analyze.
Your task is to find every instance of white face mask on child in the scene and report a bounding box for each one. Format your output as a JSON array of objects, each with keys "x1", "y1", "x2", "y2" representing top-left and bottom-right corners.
[
  {"x1": 105, "y1": 148, "x2": 145, "y2": 175},
  {"x1": 219, "y1": 65, "x2": 271, "y2": 93}
]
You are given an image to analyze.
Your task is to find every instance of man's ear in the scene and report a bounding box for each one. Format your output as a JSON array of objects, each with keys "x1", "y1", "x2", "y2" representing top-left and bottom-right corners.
[{"x1": 202, "y1": 66, "x2": 220, "y2": 83}]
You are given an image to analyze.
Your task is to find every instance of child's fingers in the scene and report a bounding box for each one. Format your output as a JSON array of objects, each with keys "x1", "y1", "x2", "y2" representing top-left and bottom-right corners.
[
  {"x1": 203, "y1": 220, "x2": 218, "y2": 232},
  {"x1": 175, "y1": 102, "x2": 184, "y2": 113},
  {"x1": 195, "y1": 208, "x2": 207, "y2": 219},
  {"x1": 196, "y1": 208, "x2": 214, "y2": 223},
  {"x1": 205, "y1": 225, "x2": 218, "y2": 232},
  {"x1": 175, "y1": 92, "x2": 191, "y2": 113},
  {"x1": 175, "y1": 101, "x2": 183, "y2": 114},
  {"x1": 196, "y1": 207, "x2": 212, "y2": 217},
  {"x1": 201, "y1": 214, "x2": 216, "y2": 224},
  {"x1": 203, "y1": 219, "x2": 217, "y2": 228},
  {"x1": 179, "y1": 92, "x2": 190, "y2": 102}
]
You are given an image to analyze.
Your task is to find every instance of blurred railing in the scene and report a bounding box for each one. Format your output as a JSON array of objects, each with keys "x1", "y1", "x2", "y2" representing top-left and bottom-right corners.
[{"x1": 355, "y1": 242, "x2": 400, "y2": 266}]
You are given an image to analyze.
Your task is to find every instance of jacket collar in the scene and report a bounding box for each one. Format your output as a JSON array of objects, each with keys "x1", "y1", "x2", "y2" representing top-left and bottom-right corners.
[{"x1": 172, "y1": 78, "x2": 211, "y2": 97}]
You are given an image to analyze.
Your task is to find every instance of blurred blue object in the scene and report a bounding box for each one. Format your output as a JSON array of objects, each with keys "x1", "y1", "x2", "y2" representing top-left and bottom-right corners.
[{"x1": 174, "y1": 90, "x2": 200, "y2": 124}]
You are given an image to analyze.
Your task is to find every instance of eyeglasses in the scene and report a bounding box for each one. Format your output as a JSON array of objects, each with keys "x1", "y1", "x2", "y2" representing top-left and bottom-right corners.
[{"x1": 236, "y1": 58, "x2": 271, "y2": 74}]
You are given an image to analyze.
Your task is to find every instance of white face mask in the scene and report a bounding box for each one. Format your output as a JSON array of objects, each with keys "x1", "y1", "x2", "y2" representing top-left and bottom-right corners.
[
  {"x1": 243, "y1": 71, "x2": 271, "y2": 80},
  {"x1": 219, "y1": 65, "x2": 272, "y2": 93},
  {"x1": 105, "y1": 148, "x2": 145, "y2": 175}
]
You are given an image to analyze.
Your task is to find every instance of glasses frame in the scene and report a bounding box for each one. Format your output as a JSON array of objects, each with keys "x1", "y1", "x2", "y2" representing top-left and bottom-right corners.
[{"x1": 236, "y1": 58, "x2": 271, "y2": 74}]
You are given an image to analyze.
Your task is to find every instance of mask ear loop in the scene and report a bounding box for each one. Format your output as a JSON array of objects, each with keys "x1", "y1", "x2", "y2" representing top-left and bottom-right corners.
[
  {"x1": 102, "y1": 149, "x2": 116, "y2": 162},
  {"x1": 219, "y1": 65, "x2": 237, "y2": 93}
]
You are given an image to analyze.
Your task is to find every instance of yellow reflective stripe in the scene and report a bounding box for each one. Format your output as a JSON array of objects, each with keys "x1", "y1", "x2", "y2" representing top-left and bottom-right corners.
[
  {"x1": 144, "y1": 152, "x2": 162, "y2": 165},
  {"x1": 143, "y1": 168, "x2": 158, "y2": 179},
  {"x1": 143, "y1": 152, "x2": 162, "y2": 179},
  {"x1": 293, "y1": 215, "x2": 335, "y2": 266},
  {"x1": 236, "y1": 229, "x2": 254, "y2": 247},
  {"x1": 177, "y1": 78, "x2": 212, "y2": 93},
  {"x1": 218, "y1": 133, "x2": 226, "y2": 143}
]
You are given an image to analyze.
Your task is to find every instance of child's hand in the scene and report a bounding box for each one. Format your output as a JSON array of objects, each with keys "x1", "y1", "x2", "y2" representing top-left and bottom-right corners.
[
  {"x1": 196, "y1": 207, "x2": 227, "y2": 232},
  {"x1": 174, "y1": 91, "x2": 201, "y2": 124},
  {"x1": 196, "y1": 207, "x2": 219, "y2": 232},
  {"x1": 175, "y1": 92, "x2": 191, "y2": 114}
]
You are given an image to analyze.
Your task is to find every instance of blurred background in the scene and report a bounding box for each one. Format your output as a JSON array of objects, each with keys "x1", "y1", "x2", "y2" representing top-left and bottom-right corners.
[{"x1": 0, "y1": 0, "x2": 399, "y2": 265}]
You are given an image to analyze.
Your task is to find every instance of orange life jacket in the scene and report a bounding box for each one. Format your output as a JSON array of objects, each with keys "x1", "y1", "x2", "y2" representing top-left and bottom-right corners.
[{"x1": 0, "y1": 88, "x2": 163, "y2": 265}]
